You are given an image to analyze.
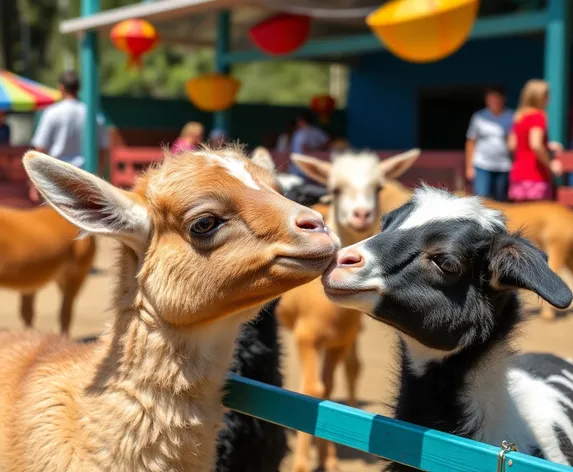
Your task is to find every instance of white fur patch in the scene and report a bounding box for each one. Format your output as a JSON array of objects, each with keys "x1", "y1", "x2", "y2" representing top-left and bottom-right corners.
[
  {"x1": 330, "y1": 152, "x2": 380, "y2": 215},
  {"x1": 277, "y1": 173, "x2": 304, "y2": 192},
  {"x1": 508, "y1": 368, "x2": 573, "y2": 464},
  {"x1": 452, "y1": 348, "x2": 573, "y2": 465},
  {"x1": 198, "y1": 152, "x2": 260, "y2": 190},
  {"x1": 399, "y1": 187, "x2": 505, "y2": 232},
  {"x1": 400, "y1": 334, "x2": 456, "y2": 376}
]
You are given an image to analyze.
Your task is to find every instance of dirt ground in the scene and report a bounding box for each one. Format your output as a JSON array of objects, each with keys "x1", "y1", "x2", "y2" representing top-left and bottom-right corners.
[{"x1": 1, "y1": 237, "x2": 572, "y2": 471}]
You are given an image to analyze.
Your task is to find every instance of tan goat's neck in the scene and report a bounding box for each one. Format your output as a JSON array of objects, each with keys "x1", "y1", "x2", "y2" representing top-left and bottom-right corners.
[{"x1": 79, "y1": 246, "x2": 249, "y2": 472}]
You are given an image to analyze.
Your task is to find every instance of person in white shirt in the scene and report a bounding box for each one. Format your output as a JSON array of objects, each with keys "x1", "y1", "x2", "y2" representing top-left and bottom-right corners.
[{"x1": 30, "y1": 71, "x2": 107, "y2": 202}]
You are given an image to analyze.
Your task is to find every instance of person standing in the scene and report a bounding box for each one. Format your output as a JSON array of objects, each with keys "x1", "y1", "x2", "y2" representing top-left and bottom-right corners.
[
  {"x1": 507, "y1": 79, "x2": 563, "y2": 202},
  {"x1": 170, "y1": 121, "x2": 204, "y2": 154},
  {"x1": 289, "y1": 112, "x2": 329, "y2": 181},
  {"x1": 208, "y1": 128, "x2": 228, "y2": 148},
  {"x1": 465, "y1": 86, "x2": 514, "y2": 201},
  {"x1": 30, "y1": 70, "x2": 107, "y2": 201}
]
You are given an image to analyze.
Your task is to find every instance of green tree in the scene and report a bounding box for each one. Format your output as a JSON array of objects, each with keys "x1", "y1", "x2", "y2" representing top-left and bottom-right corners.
[{"x1": 1, "y1": 0, "x2": 342, "y2": 106}]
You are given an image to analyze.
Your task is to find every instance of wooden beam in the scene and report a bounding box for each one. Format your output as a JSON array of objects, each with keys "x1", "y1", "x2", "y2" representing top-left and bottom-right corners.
[{"x1": 60, "y1": 0, "x2": 244, "y2": 34}]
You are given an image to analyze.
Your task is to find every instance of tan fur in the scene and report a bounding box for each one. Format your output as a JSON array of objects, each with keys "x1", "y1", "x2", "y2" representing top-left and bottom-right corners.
[
  {"x1": 0, "y1": 206, "x2": 95, "y2": 334},
  {"x1": 0, "y1": 147, "x2": 337, "y2": 472},
  {"x1": 379, "y1": 179, "x2": 573, "y2": 321},
  {"x1": 276, "y1": 150, "x2": 420, "y2": 472}
]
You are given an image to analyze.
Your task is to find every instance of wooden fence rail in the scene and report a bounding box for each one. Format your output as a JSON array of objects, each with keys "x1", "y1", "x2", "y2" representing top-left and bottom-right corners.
[{"x1": 224, "y1": 374, "x2": 573, "y2": 472}]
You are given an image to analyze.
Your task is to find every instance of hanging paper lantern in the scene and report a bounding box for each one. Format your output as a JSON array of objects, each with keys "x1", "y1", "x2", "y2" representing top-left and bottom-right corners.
[
  {"x1": 367, "y1": 0, "x2": 479, "y2": 63},
  {"x1": 310, "y1": 95, "x2": 336, "y2": 124},
  {"x1": 249, "y1": 13, "x2": 311, "y2": 56},
  {"x1": 111, "y1": 19, "x2": 159, "y2": 68},
  {"x1": 185, "y1": 74, "x2": 241, "y2": 112}
]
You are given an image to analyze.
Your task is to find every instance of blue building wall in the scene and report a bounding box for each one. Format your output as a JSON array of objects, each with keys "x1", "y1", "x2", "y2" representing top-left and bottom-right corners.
[{"x1": 347, "y1": 36, "x2": 545, "y2": 149}]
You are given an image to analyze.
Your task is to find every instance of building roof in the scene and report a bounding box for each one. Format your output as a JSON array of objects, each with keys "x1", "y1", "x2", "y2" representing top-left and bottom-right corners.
[{"x1": 60, "y1": 0, "x2": 540, "y2": 58}]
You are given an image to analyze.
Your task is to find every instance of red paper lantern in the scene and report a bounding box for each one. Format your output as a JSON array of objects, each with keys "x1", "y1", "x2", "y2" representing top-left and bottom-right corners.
[
  {"x1": 111, "y1": 19, "x2": 159, "y2": 69},
  {"x1": 310, "y1": 95, "x2": 336, "y2": 124},
  {"x1": 249, "y1": 14, "x2": 311, "y2": 56}
]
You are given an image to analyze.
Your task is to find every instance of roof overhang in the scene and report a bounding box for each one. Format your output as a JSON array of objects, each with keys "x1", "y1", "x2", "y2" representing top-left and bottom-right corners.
[{"x1": 60, "y1": 0, "x2": 243, "y2": 34}]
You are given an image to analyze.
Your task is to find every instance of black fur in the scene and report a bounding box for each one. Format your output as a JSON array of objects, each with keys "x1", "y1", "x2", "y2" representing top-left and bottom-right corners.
[
  {"x1": 348, "y1": 191, "x2": 573, "y2": 470},
  {"x1": 215, "y1": 299, "x2": 287, "y2": 472},
  {"x1": 282, "y1": 182, "x2": 327, "y2": 207}
]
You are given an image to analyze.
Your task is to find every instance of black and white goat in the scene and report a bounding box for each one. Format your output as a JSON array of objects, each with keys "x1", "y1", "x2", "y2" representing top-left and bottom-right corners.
[{"x1": 322, "y1": 186, "x2": 573, "y2": 468}]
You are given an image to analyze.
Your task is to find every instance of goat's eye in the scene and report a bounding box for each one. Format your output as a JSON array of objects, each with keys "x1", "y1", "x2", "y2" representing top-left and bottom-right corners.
[
  {"x1": 190, "y1": 215, "x2": 224, "y2": 236},
  {"x1": 331, "y1": 187, "x2": 341, "y2": 197},
  {"x1": 375, "y1": 185, "x2": 384, "y2": 193},
  {"x1": 432, "y1": 256, "x2": 460, "y2": 275}
]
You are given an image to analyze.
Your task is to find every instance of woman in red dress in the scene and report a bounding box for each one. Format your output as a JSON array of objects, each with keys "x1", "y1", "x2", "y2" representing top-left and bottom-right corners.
[{"x1": 507, "y1": 79, "x2": 563, "y2": 201}]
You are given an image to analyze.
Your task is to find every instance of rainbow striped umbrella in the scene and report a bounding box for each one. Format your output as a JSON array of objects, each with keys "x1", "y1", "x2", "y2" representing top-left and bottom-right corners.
[{"x1": 0, "y1": 70, "x2": 61, "y2": 112}]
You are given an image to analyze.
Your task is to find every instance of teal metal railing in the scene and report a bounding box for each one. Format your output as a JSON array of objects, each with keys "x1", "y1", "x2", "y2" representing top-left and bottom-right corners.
[{"x1": 224, "y1": 374, "x2": 573, "y2": 472}]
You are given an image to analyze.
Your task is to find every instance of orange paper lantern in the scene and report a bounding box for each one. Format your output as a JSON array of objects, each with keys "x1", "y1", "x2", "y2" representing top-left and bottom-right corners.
[
  {"x1": 249, "y1": 14, "x2": 311, "y2": 56},
  {"x1": 367, "y1": 0, "x2": 479, "y2": 63},
  {"x1": 310, "y1": 95, "x2": 336, "y2": 124},
  {"x1": 185, "y1": 74, "x2": 241, "y2": 112},
  {"x1": 111, "y1": 19, "x2": 159, "y2": 68}
]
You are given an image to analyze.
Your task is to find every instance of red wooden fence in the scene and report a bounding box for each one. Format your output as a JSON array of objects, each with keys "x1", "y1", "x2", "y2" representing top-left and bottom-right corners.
[
  {"x1": 0, "y1": 146, "x2": 36, "y2": 208},
  {"x1": 109, "y1": 146, "x2": 467, "y2": 192}
]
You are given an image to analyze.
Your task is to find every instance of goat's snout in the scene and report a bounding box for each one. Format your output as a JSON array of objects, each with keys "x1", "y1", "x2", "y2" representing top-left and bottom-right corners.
[
  {"x1": 349, "y1": 207, "x2": 374, "y2": 231},
  {"x1": 336, "y1": 248, "x2": 364, "y2": 268},
  {"x1": 294, "y1": 211, "x2": 327, "y2": 233}
]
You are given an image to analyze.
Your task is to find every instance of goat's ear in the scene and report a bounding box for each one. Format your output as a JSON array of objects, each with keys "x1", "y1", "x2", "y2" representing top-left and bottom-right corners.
[
  {"x1": 379, "y1": 149, "x2": 421, "y2": 180},
  {"x1": 290, "y1": 153, "x2": 331, "y2": 186},
  {"x1": 251, "y1": 147, "x2": 275, "y2": 174},
  {"x1": 489, "y1": 233, "x2": 572, "y2": 309},
  {"x1": 23, "y1": 151, "x2": 150, "y2": 252}
]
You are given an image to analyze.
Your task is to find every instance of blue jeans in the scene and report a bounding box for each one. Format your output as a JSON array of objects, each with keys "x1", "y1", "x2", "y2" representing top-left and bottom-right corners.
[{"x1": 473, "y1": 168, "x2": 509, "y2": 202}]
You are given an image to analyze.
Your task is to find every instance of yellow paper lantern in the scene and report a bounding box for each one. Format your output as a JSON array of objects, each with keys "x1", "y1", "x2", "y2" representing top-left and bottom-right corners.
[
  {"x1": 185, "y1": 73, "x2": 241, "y2": 112},
  {"x1": 367, "y1": 0, "x2": 479, "y2": 63}
]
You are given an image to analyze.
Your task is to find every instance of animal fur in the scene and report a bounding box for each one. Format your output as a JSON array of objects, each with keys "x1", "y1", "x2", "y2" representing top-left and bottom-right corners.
[
  {"x1": 0, "y1": 206, "x2": 95, "y2": 334},
  {"x1": 0, "y1": 147, "x2": 337, "y2": 472}
]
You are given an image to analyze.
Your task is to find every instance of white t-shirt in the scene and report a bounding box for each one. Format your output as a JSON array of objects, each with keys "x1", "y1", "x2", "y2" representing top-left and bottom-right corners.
[
  {"x1": 466, "y1": 108, "x2": 514, "y2": 172},
  {"x1": 32, "y1": 99, "x2": 108, "y2": 168}
]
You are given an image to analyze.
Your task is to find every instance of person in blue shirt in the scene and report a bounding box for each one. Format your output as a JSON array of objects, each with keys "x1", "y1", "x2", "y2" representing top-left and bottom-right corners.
[
  {"x1": 465, "y1": 86, "x2": 514, "y2": 201},
  {"x1": 0, "y1": 112, "x2": 11, "y2": 145},
  {"x1": 288, "y1": 112, "x2": 329, "y2": 183}
]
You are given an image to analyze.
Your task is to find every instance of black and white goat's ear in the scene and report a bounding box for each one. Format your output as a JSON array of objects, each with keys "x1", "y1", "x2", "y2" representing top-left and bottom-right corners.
[
  {"x1": 290, "y1": 153, "x2": 331, "y2": 186},
  {"x1": 378, "y1": 148, "x2": 421, "y2": 180},
  {"x1": 23, "y1": 151, "x2": 150, "y2": 252},
  {"x1": 251, "y1": 147, "x2": 275, "y2": 174},
  {"x1": 490, "y1": 234, "x2": 572, "y2": 309}
]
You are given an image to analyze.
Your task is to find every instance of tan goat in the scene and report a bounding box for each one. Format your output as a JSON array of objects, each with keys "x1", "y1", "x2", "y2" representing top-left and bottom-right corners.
[
  {"x1": 0, "y1": 206, "x2": 95, "y2": 334},
  {"x1": 0, "y1": 147, "x2": 338, "y2": 472},
  {"x1": 276, "y1": 149, "x2": 420, "y2": 472},
  {"x1": 376, "y1": 167, "x2": 573, "y2": 321}
]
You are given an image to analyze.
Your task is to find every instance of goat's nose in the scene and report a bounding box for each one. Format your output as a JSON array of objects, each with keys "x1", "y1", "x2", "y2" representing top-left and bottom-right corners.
[
  {"x1": 352, "y1": 208, "x2": 372, "y2": 221},
  {"x1": 295, "y1": 211, "x2": 327, "y2": 233},
  {"x1": 337, "y1": 248, "x2": 364, "y2": 268}
]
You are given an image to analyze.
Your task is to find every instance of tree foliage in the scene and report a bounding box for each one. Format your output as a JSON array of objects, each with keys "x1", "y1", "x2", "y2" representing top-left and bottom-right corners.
[{"x1": 0, "y1": 0, "x2": 340, "y2": 106}]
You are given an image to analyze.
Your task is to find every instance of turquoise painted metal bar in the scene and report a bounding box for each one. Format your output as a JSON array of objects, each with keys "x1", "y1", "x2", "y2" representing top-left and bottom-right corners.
[
  {"x1": 81, "y1": 0, "x2": 100, "y2": 174},
  {"x1": 224, "y1": 374, "x2": 573, "y2": 472},
  {"x1": 214, "y1": 10, "x2": 231, "y2": 134},
  {"x1": 221, "y1": 10, "x2": 549, "y2": 64},
  {"x1": 544, "y1": 0, "x2": 571, "y2": 146}
]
